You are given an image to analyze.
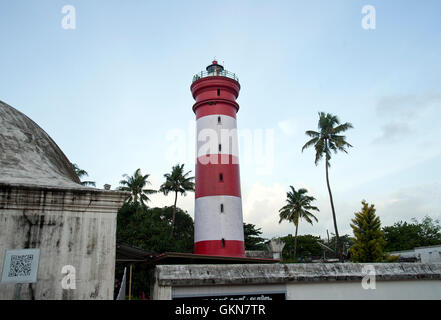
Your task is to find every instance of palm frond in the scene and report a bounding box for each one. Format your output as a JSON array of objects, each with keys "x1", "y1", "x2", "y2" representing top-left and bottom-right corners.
[{"x1": 302, "y1": 137, "x2": 319, "y2": 152}]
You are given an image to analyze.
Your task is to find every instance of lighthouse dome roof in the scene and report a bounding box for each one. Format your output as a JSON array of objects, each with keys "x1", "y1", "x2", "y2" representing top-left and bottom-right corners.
[{"x1": 0, "y1": 100, "x2": 84, "y2": 189}]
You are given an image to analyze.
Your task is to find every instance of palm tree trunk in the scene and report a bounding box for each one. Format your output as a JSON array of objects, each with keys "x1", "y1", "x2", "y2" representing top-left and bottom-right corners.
[
  {"x1": 293, "y1": 223, "x2": 298, "y2": 262},
  {"x1": 170, "y1": 191, "x2": 178, "y2": 238},
  {"x1": 325, "y1": 155, "x2": 342, "y2": 261},
  {"x1": 134, "y1": 193, "x2": 138, "y2": 204}
]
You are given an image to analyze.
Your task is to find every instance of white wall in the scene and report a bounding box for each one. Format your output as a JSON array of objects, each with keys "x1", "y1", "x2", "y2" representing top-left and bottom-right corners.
[
  {"x1": 0, "y1": 186, "x2": 126, "y2": 300},
  {"x1": 416, "y1": 247, "x2": 441, "y2": 263},
  {"x1": 153, "y1": 263, "x2": 441, "y2": 300},
  {"x1": 390, "y1": 246, "x2": 441, "y2": 263},
  {"x1": 286, "y1": 280, "x2": 441, "y2": 300}
]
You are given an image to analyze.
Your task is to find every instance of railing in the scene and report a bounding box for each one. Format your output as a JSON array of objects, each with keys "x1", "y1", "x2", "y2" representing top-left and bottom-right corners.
[{"x1": 192, "y1": 70, "x2": 239, "y2": 83}]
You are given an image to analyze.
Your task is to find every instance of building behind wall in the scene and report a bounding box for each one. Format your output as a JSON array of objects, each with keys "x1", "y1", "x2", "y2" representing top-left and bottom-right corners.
[
  {"x1": 0, "y1": 100, "x2": 127, "y2": 299},
  {"x1": 389, "y1": 245, "x2": 441, "y2": 263}
]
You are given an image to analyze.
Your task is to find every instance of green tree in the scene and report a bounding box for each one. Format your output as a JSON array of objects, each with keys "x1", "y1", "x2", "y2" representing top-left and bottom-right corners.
[
  {"x1": 416, "y1": 216, "x2": 441, "y2": 246},
  {"x1": 350, "y1": 201, "x2": 386, "y2": 262},
  {"x1": 382, "y1": 221, "x2": 422, "y2": 252},
  {"x1": 302, "y1": 112, "x2": 353, "y2": 260},
  {"x1": 280, "y1": 234, "x2": 323, "y2": 262},
  {"x1": 243, "y1": 223, "x2": 267, "y2": 251},
  {"x1": 115, "y1": 203, "x2": 194, "y2": 298},
  {"x1": 328, "y1": 234, "x2": 353, "y2": 257},
  {"x1": 118, "y1": 169, "x2": 156, "y2": 207},
  {"x1": 383, "y1": 216, "x2": 441, "y2": 252},
  {"x1": 72, "y1": 163, "x2": 96, "y2": 187},
  {"x1": 159, "y1": 164, "x2": 195, "y2": 237},
  {"x1": 279, "y1": 186, "x2": 319, "y2": 262},
  {"x1": 116, "y1": 203, "x2": 194, "y2": 254}
]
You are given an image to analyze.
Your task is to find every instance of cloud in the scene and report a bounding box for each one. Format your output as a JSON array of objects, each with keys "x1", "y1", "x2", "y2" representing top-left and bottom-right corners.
[
  {"x1": 375, "y1": 183, "x2": 441, "y2": 226},
  {"x1": 373, "y1": 90, "x2": 441, "y2": 144},
  {"x1": 242, "y1": 182, "x2": 287, "y2": 238},
  {"x1": 376, "y1": 90, "x2": 441, "y2": 119},
  {"x1": 372, "y1": 122, "x2": 412, "y2": 144},
  {"x1": 277, "y1": 119, "x2": 297, "y2": 136}
]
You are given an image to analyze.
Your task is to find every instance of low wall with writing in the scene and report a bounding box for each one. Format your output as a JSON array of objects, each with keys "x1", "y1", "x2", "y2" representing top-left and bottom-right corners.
[{"x1": 152, "y1": 263, "x2": 441, "y2": 300}]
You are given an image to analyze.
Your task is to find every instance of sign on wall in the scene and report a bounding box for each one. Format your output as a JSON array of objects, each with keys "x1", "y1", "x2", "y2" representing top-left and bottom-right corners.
[
  {"x1": 174, "y1": 293, "x2": 286, "y2": 301},
  {"x1": 1, "y1": 249, "x2": 40, "y2": 284}
]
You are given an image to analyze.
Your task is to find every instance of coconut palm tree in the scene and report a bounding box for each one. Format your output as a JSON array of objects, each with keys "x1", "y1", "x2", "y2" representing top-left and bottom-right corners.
[
  {"x1": 72, "y1": 163, "x2": 96, "y2": 187},
  {"x1": 159, "y1": 164, "x2": 195, "y2": 237},
  {"x1": 279, "y1": 186, "x2": 319, "y2": 262},
  {"x1": 301, "y1": 112, "x2": 353, "y2": 260},
  {"x1": 118, "y1": 168, "x2": 156, "y2": 207}
]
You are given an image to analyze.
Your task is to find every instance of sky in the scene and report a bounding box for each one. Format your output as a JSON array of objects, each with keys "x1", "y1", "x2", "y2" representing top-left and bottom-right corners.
[{"x1": 1, "y1": 0, "x2": 440, "y2": 240}]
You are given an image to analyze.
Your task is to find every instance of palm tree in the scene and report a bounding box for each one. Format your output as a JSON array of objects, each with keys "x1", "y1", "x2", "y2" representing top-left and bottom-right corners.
[
  {"x1": 72, "y1": 163, "x2": 96, "y2": 187},
  {"x1": 301, "y1": 112, "x2": 353, "y2": 260},
  {"x1": 118, "y1": 168, "x2": 156, "y2": 207},
  {"x1": 279, "y1": 186, "x2": 319, "y2": 262},
  {"x1": 159, "y1": 164, "x2": 195, "y2": 237}
]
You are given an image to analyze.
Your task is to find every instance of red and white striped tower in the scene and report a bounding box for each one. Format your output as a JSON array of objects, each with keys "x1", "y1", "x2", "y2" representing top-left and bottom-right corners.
[{"x1": 191, "y1": 61, "x2": 245, "y2": 257}]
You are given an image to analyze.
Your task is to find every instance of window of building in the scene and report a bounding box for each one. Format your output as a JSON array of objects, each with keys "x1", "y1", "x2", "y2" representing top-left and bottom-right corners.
[
  {"x1": 221, "y1": 238, "x2": 225, "y2": 247},
  {"x1": 218, "y1": 144, "x2": 222, "y2": 152},
  {"x1": 219, "y1": 173, "x2": 223, "y2": 182},
  {"x1": 220, "y1": 203, "x2": 224, "y2": 213},
  {"x1": 217, "y1": 89, "x2": 220, "y2": 96},
  {"x1": 218, "y1": 116, "x2": 221, "y2": 124}
]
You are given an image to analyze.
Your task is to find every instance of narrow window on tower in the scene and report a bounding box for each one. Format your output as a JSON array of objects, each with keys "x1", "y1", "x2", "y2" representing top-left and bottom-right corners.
[
  {"x1": 219, "y1": 173, "x2": 223, "y2": 182},
  {"x1": 220, "y1": 203, "x2": 224, "y2": 213},
  {"x1": 221, "y1": 238, "x2": 225, "y2": 247},
  {"x1": 217, "y1": 89, "x2": 220, "y2": 96},
  {"x1": 218, "y1": 116, "x2": 221, "y2": 124},
  {"x1": 218, "y1": 144, "x2": 222, "y2": 152}
]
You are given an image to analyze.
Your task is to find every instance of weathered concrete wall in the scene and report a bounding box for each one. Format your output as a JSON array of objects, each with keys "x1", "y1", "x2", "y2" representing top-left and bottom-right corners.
[
  {"x1": 245, "y1": 251, "x2": 272, "y2": 259},
  {"x1": 0, "y1": 184, "x2": 127, "y2": 300},
  {"x1": 153, "y1": 263, "x2": 441, "y2": 300}
]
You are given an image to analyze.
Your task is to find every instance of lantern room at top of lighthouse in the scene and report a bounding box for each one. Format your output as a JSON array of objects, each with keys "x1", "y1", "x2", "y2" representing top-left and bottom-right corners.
[
  {"x1": 191, "y1": 61, "x2": 241, "y2": 117},
  {"x1": 192, "y1": 60, "x2": 240, "y2": 84}
]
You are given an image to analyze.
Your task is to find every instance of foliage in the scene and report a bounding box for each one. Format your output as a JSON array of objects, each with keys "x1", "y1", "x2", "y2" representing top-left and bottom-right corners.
[
  {"x1": 301, "y1": 112, "x2": 354, "y2": 166},
  {"x1": 279, "y1": 186, "x2": 319, "y2": 261},
  {"x1": 159, "y1": 163, "x2": 195, "y2": 236},
  {"x1": 383, "y1": 253, "x2": 400, "y2": 263},
  {"x1": 327, "y1": 234, "x2": 354, "y2": 255},
  {"x1": 383, "y1": 216, "x2": 441, "y2": 252},
  {"x1": 118, "y1": 168, "x2": 157, "y2": 207},
  {"x1": 243, "y1": 223, "x2": 267, "y2": 250},
  {"x1": 115, "y1": 203, "x2": 194, "y2": 298},
  {"x1": 280, "y1": 234, "x2": 323, "y2": 262},
  {"x1": 301, "y1": 112, "x2": 353, "y2": 260},
  {"x1": 116, "y1": 202, "x2": 194, "y2": 253},
  {"x1": 72, "y1": 163, "x2": 96, "y2": 187},
  {"x1": 350, "y1": 201, "x2": 386, "y2": 262}
]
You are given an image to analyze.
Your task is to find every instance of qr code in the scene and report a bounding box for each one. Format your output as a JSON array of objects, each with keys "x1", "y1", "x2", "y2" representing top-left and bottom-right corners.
[{"x1": 8, "y1": 254, "x2": 34, "y2": 278}]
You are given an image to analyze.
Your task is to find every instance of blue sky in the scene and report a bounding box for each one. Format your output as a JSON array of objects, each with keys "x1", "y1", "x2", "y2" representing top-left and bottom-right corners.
[{"x1": 1, "y1": 0, "x2": 440, "y2": 239}]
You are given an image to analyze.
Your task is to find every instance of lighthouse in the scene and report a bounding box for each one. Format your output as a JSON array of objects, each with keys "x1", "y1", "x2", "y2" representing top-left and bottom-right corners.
[{"x1": 191, "y1": 61, "x2": 245, "y2": 257}]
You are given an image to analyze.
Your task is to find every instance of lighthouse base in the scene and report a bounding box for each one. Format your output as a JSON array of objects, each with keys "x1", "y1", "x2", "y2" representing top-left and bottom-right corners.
[{"x1": 194, "y1": 240, "x2": 245, "y2": 257}]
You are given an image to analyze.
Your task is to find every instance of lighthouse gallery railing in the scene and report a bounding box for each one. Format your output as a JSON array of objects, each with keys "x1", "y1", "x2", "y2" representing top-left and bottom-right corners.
[{"x1": 192, "y1": 70, "x2": 239, "y2": 83}]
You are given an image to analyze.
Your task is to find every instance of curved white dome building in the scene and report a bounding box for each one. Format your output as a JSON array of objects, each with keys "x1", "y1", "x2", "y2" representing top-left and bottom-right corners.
[{"x1": 0, "y1": 100, "x2": 127, "y2": 300}]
